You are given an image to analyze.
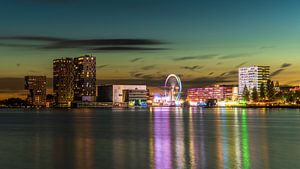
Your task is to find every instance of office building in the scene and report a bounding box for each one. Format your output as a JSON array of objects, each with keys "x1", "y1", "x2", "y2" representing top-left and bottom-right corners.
[
  {"x1": 74, "y1": 55, "x2": 96, "y2": 102},
  {"x1": 53, "y1": 58, "x2": 74, "y2": 107},
  {"x1": 238, "y1": 66, "x2": 270, "y2": 97},
  {"x1": 123, "y1": 89, "x2": 147, "y2": 106},
  {"x1": 97, "y1": 85, "x2": 147, "y2": 106},
  {"x1": 24, "y1": 76, "x2": 47, "y2": 107}
]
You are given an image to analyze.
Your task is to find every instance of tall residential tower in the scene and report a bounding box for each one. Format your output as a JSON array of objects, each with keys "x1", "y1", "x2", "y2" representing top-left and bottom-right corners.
[
  {"x1": 238, "y1": 66, "x2": 270, "y2": 97},
  {"x1": 53, "y1": 58, "x2": 74, "y2": 107},
  {"x1": 74, "y1": 55, "x2": 96, "y2": 101}
]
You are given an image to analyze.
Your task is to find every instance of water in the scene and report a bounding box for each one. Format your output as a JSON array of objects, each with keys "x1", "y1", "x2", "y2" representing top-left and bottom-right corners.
[{"x1": 0, "y1": 108, "x2": 299, "y2": 169}]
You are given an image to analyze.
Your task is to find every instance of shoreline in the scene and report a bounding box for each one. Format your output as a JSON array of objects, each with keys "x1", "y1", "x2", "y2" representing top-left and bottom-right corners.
[{"x1": 2, "y1": 105, "x2": 300, "y2": 109}]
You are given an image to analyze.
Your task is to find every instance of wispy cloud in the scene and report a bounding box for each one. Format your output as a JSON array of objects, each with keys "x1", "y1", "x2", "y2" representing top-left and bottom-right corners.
[
  {"x1": 260, "y1": 45, "x2": 276, "y2": 50},
  {"x1": 281, "y1": 63, "x2": 292, "y2": 68},
  {"x1": 91, "y1": 47, "x2": 167, "y2": 52},
  {"x1": 141, "y1": 65, "x2": 156, "y2": 70},
  {"x1": 219, "y1": 53, "x2": 256, "y2": 59},
  {"x1": 130, "y1": 57, "x2": 143, "y2": 62},
  {"x1": 0, "y1": 36, "x2": 167, "y2": 52},
  {"x1": 97, "y1": 64, "x2": 109, "y2": 69},
  {"x1": 130, "y1": 72, "x2": 164, "y2": 82},
  {"x1": 235, "y1": 62, "x2": 247, "y2": 68},
  {"x1": 173, "y1": 54, "x2": 218, "y2": 61},
  {"x1": 180, "y1": 65, "x2": 203, "y2": 71},
  {"x1": 270, "y1": 68, "x2": 285, "y2": 77},
  {"x1": 269, "y1": 63, "x2": 292, "y2": 77}
]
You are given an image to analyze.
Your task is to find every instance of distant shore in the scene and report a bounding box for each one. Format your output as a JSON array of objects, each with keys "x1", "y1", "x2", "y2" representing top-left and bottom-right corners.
[{"x1": 2, "y1": 104, "x2": 300, "y2": 109}]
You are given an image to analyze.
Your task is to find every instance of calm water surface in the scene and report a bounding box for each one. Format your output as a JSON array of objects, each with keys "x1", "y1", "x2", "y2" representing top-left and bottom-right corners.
[{"x1": 0, "y1": 107, "x2": 299, "y2": 169}]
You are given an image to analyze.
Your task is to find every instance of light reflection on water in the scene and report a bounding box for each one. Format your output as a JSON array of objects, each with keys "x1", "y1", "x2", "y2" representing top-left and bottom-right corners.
[{"x1": 0, "y1": 108, "x2": 299, "y2": 169}]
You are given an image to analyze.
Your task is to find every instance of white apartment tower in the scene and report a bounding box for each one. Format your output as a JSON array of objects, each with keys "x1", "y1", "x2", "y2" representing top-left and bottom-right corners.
[{"x1": 238, "y1": 66, "x2": 270, "y2": 97}]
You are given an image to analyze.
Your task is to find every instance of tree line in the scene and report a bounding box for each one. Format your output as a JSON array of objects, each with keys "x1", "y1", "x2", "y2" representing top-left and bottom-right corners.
[{"x1": 242, "y1": 79, "x2": 300, "y2": 103}]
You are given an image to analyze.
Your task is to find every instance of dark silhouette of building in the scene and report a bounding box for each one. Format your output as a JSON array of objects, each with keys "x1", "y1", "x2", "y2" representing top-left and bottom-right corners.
[
  {"x1": 53, "y1": 58, "x2": 74, "y2": 107},
  {"x1": 74, "y1": 55, "x2": 96, "y2": 102},
  {"x1": 24, "y1": 76, "x2": 47, "y2": 107}
]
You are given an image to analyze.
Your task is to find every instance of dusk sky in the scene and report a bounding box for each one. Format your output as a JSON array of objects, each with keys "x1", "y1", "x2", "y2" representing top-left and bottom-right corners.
[{"x1": 1, "y1": 0, "x2": 300, "y2": 98}]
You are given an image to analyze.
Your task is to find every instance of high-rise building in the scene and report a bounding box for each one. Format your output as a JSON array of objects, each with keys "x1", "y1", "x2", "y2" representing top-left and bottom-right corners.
[
  {"x1": 73, "y1": 55, "x2": 96, "y2": 101},
  {"x1": 24, "y1": 76, "x2": 47, "y2": 107},
  {"x1": 53, "y1": 58, "x2": 74, "y2": 107},
  {"x1": 238, "y1": 66, "x2": 270, "y2": 97}
]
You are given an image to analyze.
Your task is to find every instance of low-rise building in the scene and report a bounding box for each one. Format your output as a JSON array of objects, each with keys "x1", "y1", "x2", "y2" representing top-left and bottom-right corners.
[
  {"x1": 187, "y1": 85, "x2": 236, "y2": 106},
  {"x1": 97, "y1": 85, "x2": 147, "y2": 107}
]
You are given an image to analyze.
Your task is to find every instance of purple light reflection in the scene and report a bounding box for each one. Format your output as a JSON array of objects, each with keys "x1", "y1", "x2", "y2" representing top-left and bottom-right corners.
[{"x1": 153, "y1": 107, "x2": 172, "y2": 169}]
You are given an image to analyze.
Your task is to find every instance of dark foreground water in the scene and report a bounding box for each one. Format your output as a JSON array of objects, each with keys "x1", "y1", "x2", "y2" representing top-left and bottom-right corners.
[{"x1": 0, "y1": 108, "x2": 299, "y2": 169}]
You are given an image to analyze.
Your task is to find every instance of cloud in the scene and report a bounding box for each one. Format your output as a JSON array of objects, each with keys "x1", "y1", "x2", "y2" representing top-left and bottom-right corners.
[
  {"x1": 97, "y1": 64, "x2": 109, "y2": 69},
  {"x1": 219, "y1": 53, "x2": 256, "y2": 59},
  {"x1": 219, "y1": 70, "x2": 238, "y2": 78},
  {"x1": 91, "y1": 46, "x2": 166, "y2": 51},
  {"x1": 141, "y1": 65, "x2": 156, "y2": 70},
  {"x1": 270, "y1": 68, "x2": 285, "y2": 77},
  {"x1": 235, "y1": 62, "x2": 247, "y2": 68},
  {"x1": 281, "y1": 63, "x2": 292, "y2": 68},
  {"x1": 269, "y1": 63, "x2": 292, "y2": 77},
  {"x1": 260, "y1": 46, "x2": 276, "y2": 50},
  {"x1": 130, "y1": 57, "x2": 143, "y2": 62},
  {"x1": 130, "y1": 72, "x2": 164, "y2": 82},
  {"x1": 173, "y1": 54, "x2": 218, "y2": 61},
  {"x1": 226, "y1": 70, "x2": 238, "y2": 76},
  {"x1": 0, "y1": 36, "x2": 166, "y2": 52},
  {"x1": 173, "y1": 56, "x2": 196, "y2": 61},
  {"x1": 219, "y1": 72, "x2": 227, "y2": 77},
  {"x1": 131, "y1": 73, "x2": 144, "y2": 78},
  {"x1": 43, "y1": 39, "x2": 163, "y2": 49},
  {"x1": 180, "y1": 65, "x2": 203, "y2": 71}
]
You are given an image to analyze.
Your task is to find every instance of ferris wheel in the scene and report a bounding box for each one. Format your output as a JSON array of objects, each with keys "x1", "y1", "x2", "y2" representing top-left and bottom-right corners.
[{"x1": 164, "y1": 74, "x2": 182, "y2": 105}]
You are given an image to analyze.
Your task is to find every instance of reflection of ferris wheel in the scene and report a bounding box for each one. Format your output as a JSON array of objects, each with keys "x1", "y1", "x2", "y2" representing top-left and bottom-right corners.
[{"x1": 164, "y1": 74, "x2": 182, "y2": 103}]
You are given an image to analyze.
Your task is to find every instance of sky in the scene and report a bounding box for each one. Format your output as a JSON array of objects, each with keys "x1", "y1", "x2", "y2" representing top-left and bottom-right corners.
[{"x1": 0, "y1": 0, "x2": 300, "y2": 98}]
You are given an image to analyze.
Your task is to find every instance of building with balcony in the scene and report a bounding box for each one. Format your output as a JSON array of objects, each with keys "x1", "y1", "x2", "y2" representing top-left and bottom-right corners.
[{"x1": 238, "y1": 66, "x2": 270, "y2": 97}]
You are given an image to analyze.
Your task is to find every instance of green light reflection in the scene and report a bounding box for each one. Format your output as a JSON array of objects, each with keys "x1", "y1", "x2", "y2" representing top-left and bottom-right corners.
[{"x1": 242, "y1": 109, "x2": 250, "y2": 169}]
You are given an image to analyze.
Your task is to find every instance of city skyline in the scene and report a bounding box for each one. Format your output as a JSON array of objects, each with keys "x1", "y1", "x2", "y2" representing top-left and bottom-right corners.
[{"x1": 1, "y1": 0, "x2": 300, "y2": 99}]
